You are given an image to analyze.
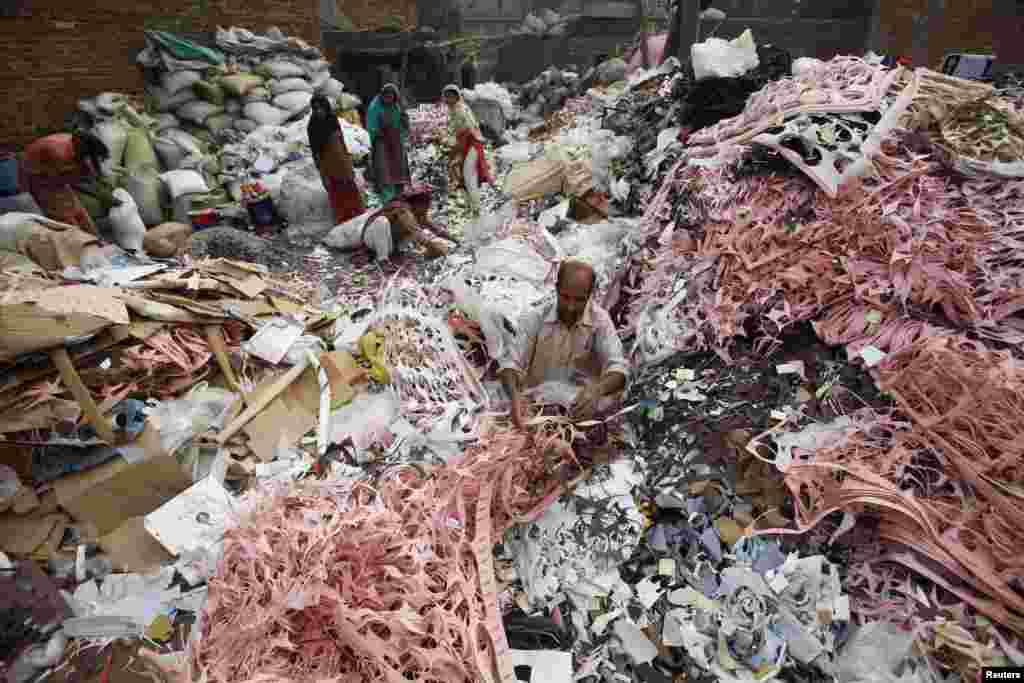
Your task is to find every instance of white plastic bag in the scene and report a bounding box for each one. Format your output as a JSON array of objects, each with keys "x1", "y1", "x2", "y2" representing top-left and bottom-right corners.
[
  {"x1": 150, "y1": 385, "x2": 238, "y2": 455},
  {"x1": 108, "y1": 188, "x2": 147, "y2": 252},
  {"x1": 271, "y1": 77, "x2": 313, "y2": 96},
  {"x1": 463, "y1": 201, "x2": 516, "y2": 247},
  {"x1": 475, "y1": 238, "x2": 552, "y2": 284},
  {"x1": 275, "y1": 162, "x2": 333, "y2": 224},
  {"x1": 792, "y1": 57, "x2": 825, "y2": 78},
  {"x1": 328, "y1": 392, "x2": 400, "y2": 451},
  {"x1": 205, "y1": 114, "x2": 235, "y2": 133},
  {"x1": 446, "y1": 275, "x2": 515, "y2": 360},
  {"x1": 273, "y1": 90, "x2": 313, "y2": 113},
  {"x1": 364, "y1": 215, "x2": 394, "y2": 260},
  {"x1": 690, "y1": 29, "x2": 760, "y2": 81},
  {"x1": 235, "y1": 118, "x2": 260, "y2": 133},
  {"x1": 323, "y1": 211, "x2": 374, "y2": 250},
  {"x1": 323, "y1": 78, "x2": 345, "y2": 100},
  {"x1": 160, "y1": 169, "x2": 209, "y2": 200},
  {"x1": 244, "y1": 102, "x2": 290, "y2": 127},
  {"x1": 153, "y1": 113, "x2": 179, "y2": 133},
  {"x1": 163, "y1": 70, "x2": 202, "y2": 96},
  {"x1": 498, "y1": 141, "x2": 533, "y2": 164},
  {"x1": 264, "y1": 60, "x2": 306, "y2": 79},
  {"x1": 177, "y1": 100, "x2": 224, "y2": 126}
]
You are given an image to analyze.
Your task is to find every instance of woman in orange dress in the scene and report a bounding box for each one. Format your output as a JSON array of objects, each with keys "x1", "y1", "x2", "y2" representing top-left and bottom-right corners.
[
  {"x1": 19, "y1": 130, "x2": 110, "y2": 234},
  {"x1": 308, "y1": 93, "x2": 365, "y2": 224}
]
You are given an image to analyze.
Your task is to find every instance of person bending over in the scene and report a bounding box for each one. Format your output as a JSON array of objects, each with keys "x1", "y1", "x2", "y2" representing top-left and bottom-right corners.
[
  {"x1": 20, "y1": 129, "x2": 110, "y2": 234},
  {"x1": 498, "y1": 259, "x2": 628, "y2": 429}
]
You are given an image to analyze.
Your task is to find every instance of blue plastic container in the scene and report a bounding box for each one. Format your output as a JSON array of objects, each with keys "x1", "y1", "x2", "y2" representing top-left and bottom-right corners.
[
  {"x1": 0, "y1": 155, "x2": 18, "y2": 198},
  {"x1": 247, "y1": 196, "x2": 275, "y2": 227}
]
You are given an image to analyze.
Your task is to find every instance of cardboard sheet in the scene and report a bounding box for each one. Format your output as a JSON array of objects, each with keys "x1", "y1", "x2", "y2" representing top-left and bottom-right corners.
[
  {"x1": 99, "y1": 517, "x2": 175, "y2": 573},
  {"x1": 0, "y1": 398, "x2": 79, "y2": 433},
  {"x1": 0, "y1": 510, "x2": 69, "y2": 556},
  {"x1": 53, "y1": 424, "x2": 193, "y2": 535},
  {"x1": 20, "y1": 285, "x2": 131, "y2": 325},
  {"x1": 0, "y1": 303, "x2": 111, "y2": 362},
  {"x1": 243, "y1": 364, "x2": 321, "y2": 462}
]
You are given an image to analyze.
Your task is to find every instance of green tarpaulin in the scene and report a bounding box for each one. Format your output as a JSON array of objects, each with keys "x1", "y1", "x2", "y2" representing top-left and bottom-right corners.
[{"x1": 146, "y1": 30, "x2": 225, "y2": 65}]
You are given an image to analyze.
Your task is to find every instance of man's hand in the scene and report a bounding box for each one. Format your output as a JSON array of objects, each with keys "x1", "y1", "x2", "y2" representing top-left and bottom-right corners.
[
  {"x1": 509, "y1": 393, "x2": 526, "y2": 430},
  {"x1": 500, "y1": 368, "x2": 527, "y2": 430},
  {"x1": 572, "y1": 382, "x2": 602, "y2": 420}
]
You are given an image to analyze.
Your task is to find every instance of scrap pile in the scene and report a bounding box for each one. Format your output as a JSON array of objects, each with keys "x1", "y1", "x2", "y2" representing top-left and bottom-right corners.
[{"x1": 620, "y1": 50, "x2": 1024, "y2": 678}]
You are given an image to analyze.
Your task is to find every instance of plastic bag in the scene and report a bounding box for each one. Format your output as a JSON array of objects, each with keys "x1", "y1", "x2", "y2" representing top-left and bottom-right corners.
[
  {"x1": 835, "y1": 622, "x2": 916, "y2": 683},
  {"x1": 328, "y1": 391, "x2": 400, "y2": 452},
  {"x1": 323, "y1": 78, "x2": 345, "y2": 100},
  {"x1": 108, "y1": 188, "x2": 147, "y2": 252},
  {"x1": 163, "y1": 70, "x2": 202, "y2": 96},
  {"x1": 792, "y1": 57, "x2": 825, "y2": 78},
  {"x1": 271, "y1": 77, "x2": 313, "y2": 96},
  {"x1": 273, "y1": 90, "x2": 313, "y2": 113},
  {"x1": 475, "y1": 238, "x2": 552, "y2": 284},
  {"x1": 0, "y1": 465, "x2": 21, "y2": 511},
  {"x1": 589, "y1": 130, "x2": 632, "y2": 191},
  {"x1": 463, "y1": 201, "x2": 516, "y2": 247},
  {"x1": 283, "y1": 335, "x2": 326, "y2": 365},
  {"x1": 263, "y1": 60, "x2": 306, "y2": 79},
  {"x1": 364, "y1": 215, "x2": 394, "y2": 260},
  {"x1": 177, "y1": 100, "x2": 224, "y2": 126},
  {"x1": 498, "y1": 142, "x2": 533, "y2": 164},
  {"x1": 275, "y1": 162, "x2": 333, "y2": 224},
  {"x1": 446, "y1": 275, "x2": 516, "y2": 361},
  {"x1": 220, "y1": 73, "x2": 264, "y2": 97},
  {"x1": 244, "y1": 102, "x2": 290, "y2": 127},
  {"x1": 691, "y1": 29, "x2": 760, "y2": 81},
  {"x1": 151, "y1": 385, "x2": 238, "y2": 455},
  {"x1": 323, "y1": 211, "x2": 374, "y2": 250},
  {"x1": 160, "y1": 169, "x2": 209, "y2": 199}
]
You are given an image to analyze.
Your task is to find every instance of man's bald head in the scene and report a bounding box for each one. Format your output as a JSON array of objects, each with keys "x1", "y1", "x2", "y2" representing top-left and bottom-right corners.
[
  {"x1": 556, "y1": 259, "x2": 595, "y2": 326},
  {"x1": 557, "y1": 259, "x2": 595, "y2": 293}
]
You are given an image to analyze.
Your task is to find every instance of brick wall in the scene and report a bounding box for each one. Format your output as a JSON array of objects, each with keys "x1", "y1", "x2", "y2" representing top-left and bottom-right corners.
[
  {"x1": 0, "y1": 0, "x2": 413, "y2": 147},
  {"x1": 875, "y1": 0, "x2": 1024, "y2": 68},
  {"x1": 332, "y1": 0, "x2": 417, "y2": 30}
]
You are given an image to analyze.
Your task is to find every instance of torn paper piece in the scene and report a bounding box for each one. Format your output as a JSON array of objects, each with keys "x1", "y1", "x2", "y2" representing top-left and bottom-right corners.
[
  {"x1": 613, "y1": 620, "x2": 658, "y2": 665},
  {"x1": 508, "y1": 650, "x2": 572, "y2": 683}
]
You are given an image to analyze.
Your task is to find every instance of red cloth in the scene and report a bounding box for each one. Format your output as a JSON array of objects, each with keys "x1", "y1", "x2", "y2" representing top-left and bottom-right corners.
[
  {"x1": 456, "y1": 130, "x2": 492, "y2": 188},
  {"x1": 322, "y1": 173, "x2": 365, "y2": 224}
]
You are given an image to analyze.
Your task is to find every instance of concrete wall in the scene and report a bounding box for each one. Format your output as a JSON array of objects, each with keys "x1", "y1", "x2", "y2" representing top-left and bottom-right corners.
[{"x1": 688, "y1": 0, "x2": 876, "y2": 60}]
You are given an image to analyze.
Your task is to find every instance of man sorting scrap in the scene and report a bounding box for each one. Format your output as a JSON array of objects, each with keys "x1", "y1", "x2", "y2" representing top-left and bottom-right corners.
[{"x1": 499, "y1": 259, "x2": 628, "y2": 430}]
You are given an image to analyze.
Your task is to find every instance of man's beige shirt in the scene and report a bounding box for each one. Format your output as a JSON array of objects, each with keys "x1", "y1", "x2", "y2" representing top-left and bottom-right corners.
[{"x1": 499, "y1": 299, "x2": 629, "y2": 388}]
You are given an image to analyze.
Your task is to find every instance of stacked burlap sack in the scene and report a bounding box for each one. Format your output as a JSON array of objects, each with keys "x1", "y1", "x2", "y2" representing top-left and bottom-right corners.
[{"x1": 139, "y1": 27, "x2": 347, "y2": 140}]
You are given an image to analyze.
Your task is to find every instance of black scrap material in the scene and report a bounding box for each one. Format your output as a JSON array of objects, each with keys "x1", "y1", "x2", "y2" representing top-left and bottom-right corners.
[
  {"x1": 678, "y1": 45, "x2": 793, "y2": 133},
  {"x1": 0, "y1": 562, "x2": 71, "y2": 665}
]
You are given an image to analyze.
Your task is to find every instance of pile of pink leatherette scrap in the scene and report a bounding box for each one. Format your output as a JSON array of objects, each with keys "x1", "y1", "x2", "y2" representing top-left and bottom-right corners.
[{"x1": 194, "y1": 412, "x2": 583, "y2": 683}]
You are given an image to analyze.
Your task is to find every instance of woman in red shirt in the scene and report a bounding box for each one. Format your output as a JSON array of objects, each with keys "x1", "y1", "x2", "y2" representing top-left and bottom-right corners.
[{"x1": 19, "y1": 130, "x2": 110, "y2": 234}]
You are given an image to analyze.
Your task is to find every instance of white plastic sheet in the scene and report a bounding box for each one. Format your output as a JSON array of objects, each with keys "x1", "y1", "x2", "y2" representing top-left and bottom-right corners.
[
  {"x1": 691, "y1": 29, "x2": 760, "y2": 81},
  {"x1": 475, "y1": 238, "x2": 552, "y2": 284}
]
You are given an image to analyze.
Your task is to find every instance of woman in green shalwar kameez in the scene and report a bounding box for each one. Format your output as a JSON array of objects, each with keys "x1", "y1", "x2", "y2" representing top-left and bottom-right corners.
[{"x1": 366, "y1": 83, "x2": 411, "y2": 204}]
